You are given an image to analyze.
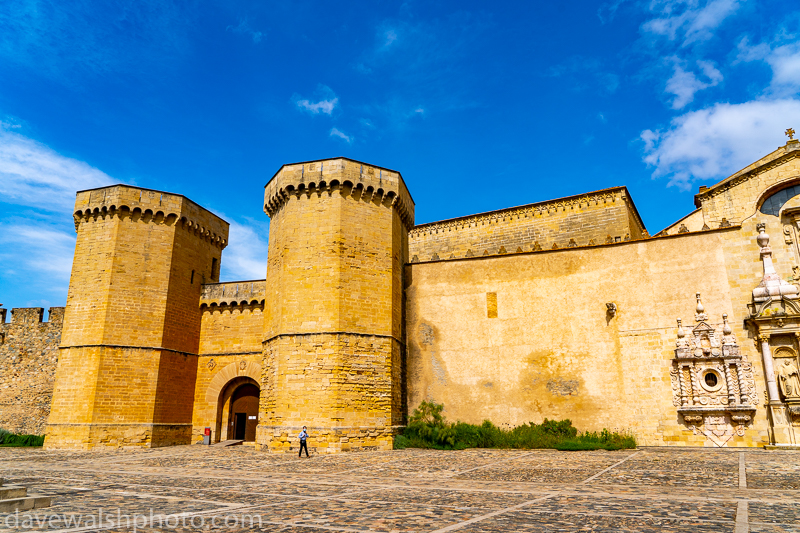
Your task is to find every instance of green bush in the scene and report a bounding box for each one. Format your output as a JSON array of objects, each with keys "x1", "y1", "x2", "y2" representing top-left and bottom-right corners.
[
  {"x1": 399, "y1": 402, "x2": 635, "y2": 451},
  {"x1": 0, "y1": 428, "x2": 11, "y2": 444},
  {"x1": 393, "y1": 434, "x2": 411, "y2": 449},
  {"x1": 0, "y1": 434, "x2": 45, "y2": 447}
]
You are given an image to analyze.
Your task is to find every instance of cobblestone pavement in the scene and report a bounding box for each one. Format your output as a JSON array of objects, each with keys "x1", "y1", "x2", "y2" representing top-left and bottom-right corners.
[{"x1": 1, "y1": 445, "x2": 799, "y2": 532}]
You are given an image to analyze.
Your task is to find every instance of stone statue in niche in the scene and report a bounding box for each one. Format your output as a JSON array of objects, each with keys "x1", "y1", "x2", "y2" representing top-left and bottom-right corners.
[
  {"x1": 669, "y1": 294, "x2": 757, "y2": 447},
  {"x1": 777, "y1": 358, "x2": 800, "y2": 400}
]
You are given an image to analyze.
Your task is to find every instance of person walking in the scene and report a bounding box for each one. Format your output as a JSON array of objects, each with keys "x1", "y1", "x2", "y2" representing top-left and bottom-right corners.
[{"x1": 298, "y1": 426, "x2": 309, "y2": 457}]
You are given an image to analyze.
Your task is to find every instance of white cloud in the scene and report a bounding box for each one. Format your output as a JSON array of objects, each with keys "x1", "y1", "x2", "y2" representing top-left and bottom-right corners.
[
  {"x1": 329, "y1": 127, "x2": 353, "y2": 143},
  {"x1": 641, "y1": 99, "x2": 800, "y2": 190},
  {"x1": 297, "y1": 98, "x2": 338, "y2": 115},
  {"x1": 383, "y1": 29, "x2": 398, "y2": 48},
  {"x1": 226, "y1": 17, "x2": 264, "y2": 44},
  {"x1": 665, "y1": 59, "x2": 723, "y2": 108},
  {"x1": 219, "y1": 219, "x2": 269, "y2": 281},
  {"x1": 0, "y1": 1, "x2": 191, "y2": 82},
  {"x1": 598, "y1": 0, "x2": 630, "y2": 24},
  {"x1": 0, "y1": 223, "x2": 76, "y2": 279},
  {"x1": 294, "y1": 85, "x2": 339, "y2": 115},
  {"x1": 0, "y1": 124, "x2": 114, "y2": 211},
  {"x1": 0, "y1": 123, "x2": 119, "y2": 308},
  {"x1": 737, "y1": 36, "x2": 800, "y2": 96},
  {"x1": 642, "y1": 0, "x2": 742, "y2": 45}
]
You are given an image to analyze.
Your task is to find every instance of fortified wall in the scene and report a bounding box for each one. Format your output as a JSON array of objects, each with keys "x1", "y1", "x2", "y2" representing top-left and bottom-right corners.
[
  {"x1": 406, "y1": 139, "x2": 800, "y2": 447},
  {"x1": 3, "y1": 141, "x2": 799, "y2": 451},
  {"x1": 0, "y1": 307, "x2": 63, "y2": 435},
  {"x1": 192, "y1": 280, "x2": 265, "y2": 443}
]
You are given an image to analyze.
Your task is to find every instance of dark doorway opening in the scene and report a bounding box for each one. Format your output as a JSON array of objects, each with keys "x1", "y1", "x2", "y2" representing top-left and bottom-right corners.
[
  {"x1": 229, "y1": 383, "x2": 259, "y2": 442},
  {"x1": 234, "y1": 413, "x2": 246, "y2": 440}
]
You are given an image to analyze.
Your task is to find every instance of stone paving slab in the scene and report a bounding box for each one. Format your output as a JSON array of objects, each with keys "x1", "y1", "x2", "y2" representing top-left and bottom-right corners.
[
  {"x1": 1, "y1": 446, "x2": 799, "y2": 532},
  {"x1": 590, "y1": 468, "x2": 740, "y2": 487},
  {"x1": 460, "y1": 511, "x2": 733, "y2": 532}
]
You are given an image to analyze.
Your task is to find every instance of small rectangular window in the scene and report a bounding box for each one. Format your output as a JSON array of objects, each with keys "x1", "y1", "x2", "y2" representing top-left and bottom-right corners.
[
  {"x1": 211, "y1": 258, "x2": 218, "y2": 281},
  {"x1": 614, "y1": 236, "x2": 621, "y2": 242},
  {"x1": 191, "y1": 270, "x2": 195, "y2": 284},
  {"x1": 487, "y1": 292, "x2": 498, "y2": 319}
]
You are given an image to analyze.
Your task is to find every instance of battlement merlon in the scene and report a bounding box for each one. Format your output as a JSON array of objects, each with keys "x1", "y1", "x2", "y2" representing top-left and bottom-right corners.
[
  {"x1": 200, "y1": 280, "x2": 266, "y2": 306},
  {"x1": 72, "y1": 185, "x2": 230, "y2": 249},
  {"x1": 0, "y1": 307, "x2": 65, "y2": 325},
  {"x1": 264, "y1": 157, "x2": 415, "y2": 228}
]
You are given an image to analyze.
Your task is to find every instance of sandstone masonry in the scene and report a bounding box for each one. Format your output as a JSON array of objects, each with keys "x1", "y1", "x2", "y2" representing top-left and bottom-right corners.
[
  {"x1": 4, "y1": 143, "x2": 800, "y2": 450},
  {"x1": 0, "y1": 307, "x2": 63, "y2": 435}
]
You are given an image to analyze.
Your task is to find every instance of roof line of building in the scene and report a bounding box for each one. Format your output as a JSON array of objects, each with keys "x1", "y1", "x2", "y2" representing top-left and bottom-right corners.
[
  {"x1": 694, "y1": 140, "x2": 800, "y2": 207},
  {"x1": 412, "y1": 185, "x2": 646, "y2": 233},
  {"x1": 408, "y1": 224, "x2": 740, "y2": 265}
]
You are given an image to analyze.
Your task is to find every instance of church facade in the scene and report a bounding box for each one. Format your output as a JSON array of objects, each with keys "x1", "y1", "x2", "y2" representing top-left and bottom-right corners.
[{"x1": 3, "y1": 138, "x2": 800, "y2": 451}]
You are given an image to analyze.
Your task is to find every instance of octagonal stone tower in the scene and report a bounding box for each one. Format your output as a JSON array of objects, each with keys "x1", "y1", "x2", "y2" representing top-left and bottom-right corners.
[
  {"x1": 46, "y1": 185, "x2": 229, "y2": 449},
  {"x1": 258, "y1": 158, "x2": 414, "y2": 452}
]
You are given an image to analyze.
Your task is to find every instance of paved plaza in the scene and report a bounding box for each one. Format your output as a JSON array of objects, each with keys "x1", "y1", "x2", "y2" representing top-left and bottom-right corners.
[{"x1": 1, "y1": 445, "x2": 799, "y2": 532}]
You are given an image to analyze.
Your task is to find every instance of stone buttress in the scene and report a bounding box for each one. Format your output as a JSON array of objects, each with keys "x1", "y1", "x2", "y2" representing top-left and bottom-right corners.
[
  {"x1": 45, "y1": 185, "x2": 229, "y2": 449},
  {"x1": 258, "y1": 158, "x2": 414, "y2": 452}
]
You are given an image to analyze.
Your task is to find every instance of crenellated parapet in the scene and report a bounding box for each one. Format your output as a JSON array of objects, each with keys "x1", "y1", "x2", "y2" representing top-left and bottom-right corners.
[
  {"x1": 73, "y1": 185, "x2": 229, "y2": 249},
  {"x1": 200, "y1": 280, "x2": 266, "y2": 308},
  {"x1": 408, "y1": 186, "x2": 646, "y2": 262},
  {"x1": 410, "y1": 187, "x2": 640, "y2": 238},
  {"x1": 264, "y1": 158, "x2": 415, "y2": 228}
]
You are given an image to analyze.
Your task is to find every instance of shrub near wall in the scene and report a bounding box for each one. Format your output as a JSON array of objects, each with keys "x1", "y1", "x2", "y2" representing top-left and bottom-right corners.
[
  {"x1": 0, "y1": 429, "x2": 45, "y2": 447},
  {"x1": 395, "y1": 401, "x2": 636, "y2": 451}
]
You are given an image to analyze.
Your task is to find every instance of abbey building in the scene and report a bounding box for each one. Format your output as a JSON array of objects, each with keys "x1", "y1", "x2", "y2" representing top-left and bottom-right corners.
[{"x1": 2, "y1": 137, "x2": 800, "y2": 450}]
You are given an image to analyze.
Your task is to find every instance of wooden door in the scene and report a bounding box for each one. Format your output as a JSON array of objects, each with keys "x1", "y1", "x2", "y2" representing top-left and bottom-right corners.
[{"x1": 230, "y1": 383, "x2": 260, "y2": 442}]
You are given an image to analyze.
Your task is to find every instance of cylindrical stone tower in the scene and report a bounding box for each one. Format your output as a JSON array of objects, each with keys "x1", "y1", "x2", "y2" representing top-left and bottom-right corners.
[
  {"x1": 259, "y1": 158, "x2": 414, "y2": 452},
  {"x1": 45, "y1": 185, "x2": 228, "y2": 449}
]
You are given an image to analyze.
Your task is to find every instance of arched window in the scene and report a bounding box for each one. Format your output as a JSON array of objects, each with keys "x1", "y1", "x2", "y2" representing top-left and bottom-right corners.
[{"x1": 760, "y1": 184, "x2": 800, "y2": 216}]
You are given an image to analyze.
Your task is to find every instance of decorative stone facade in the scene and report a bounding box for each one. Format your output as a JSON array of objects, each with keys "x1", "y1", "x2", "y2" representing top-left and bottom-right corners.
[
  {"x1": 745, "y1": 222, "x2": 800, "y2": 445},
  {"x1": 669, "y1": 296, "x2": 758, "y2": 447}
]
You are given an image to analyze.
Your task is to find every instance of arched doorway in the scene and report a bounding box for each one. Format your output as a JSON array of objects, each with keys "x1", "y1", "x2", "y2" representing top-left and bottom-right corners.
[
  {"x1": 228, "y1": 383, "x2": 259, "y2": 441},
  {"x1": 204, "y1": 361, "x2": 262, "y2": 443}
]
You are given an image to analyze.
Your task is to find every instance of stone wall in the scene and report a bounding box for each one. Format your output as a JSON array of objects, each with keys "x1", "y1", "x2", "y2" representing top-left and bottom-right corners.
[
  {"x1": 404, "y1": 227, "x2": 773, "y2": 447},
  {"x1": 192, "y1": 281, "x2": 266, "y2": 443},
  {"x1": 408, "y1": 186, "x2": 646, "y2": 262},
  {"x1": 261, "y1": 334, "x2": 402, "y2": 453},
  {"x1": 0, "y1": 307, "x2": 63, "y2": 435}
]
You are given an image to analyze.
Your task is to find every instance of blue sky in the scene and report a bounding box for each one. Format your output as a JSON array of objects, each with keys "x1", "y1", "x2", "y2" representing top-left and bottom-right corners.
[{"x1": 1, "y1": 0, "x2": 799, "y2": 312}]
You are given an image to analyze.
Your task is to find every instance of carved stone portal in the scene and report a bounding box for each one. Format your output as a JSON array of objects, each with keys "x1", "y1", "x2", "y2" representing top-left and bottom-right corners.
[{"x1": 670, "y1": 295, "x2": 758, "y2": 447}]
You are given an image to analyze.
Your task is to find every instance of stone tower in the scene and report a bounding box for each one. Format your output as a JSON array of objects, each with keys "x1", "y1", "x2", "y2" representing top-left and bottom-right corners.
[
  {"x1": 45, "y1": 185, "x2": 229, "y2": 449},
  {"x1": 259, "y1": 158, "x2": 414, "y2": 452}
]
